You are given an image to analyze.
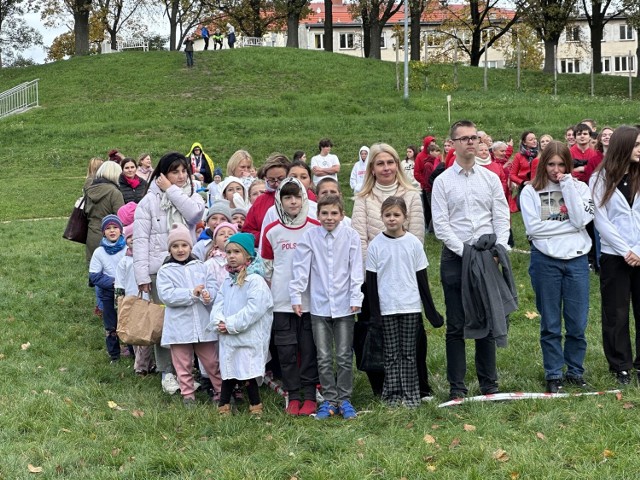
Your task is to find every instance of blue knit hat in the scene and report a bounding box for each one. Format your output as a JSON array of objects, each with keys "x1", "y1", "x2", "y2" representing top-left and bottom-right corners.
[
  {"x1": 227, "y1": 232, "x2": 255, "y2": 259},
  {"x1": 101, "y1": 214, "x2": 123, "y2": 233}
]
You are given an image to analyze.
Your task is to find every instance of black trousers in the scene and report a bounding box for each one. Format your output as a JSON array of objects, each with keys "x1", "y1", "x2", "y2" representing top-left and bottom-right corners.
[
  {"x1": 440, "y1": 247, "x2": 498, "y2": 395},
  {"x1": 600, "y1": 253, "x2": 640, "y2": 372},
  {"x1": 219, "y1": 378, "x2": 260, "y2": 406},
  {"x1": 273, "y1": 312, "x2": 319, "y2": 401}
]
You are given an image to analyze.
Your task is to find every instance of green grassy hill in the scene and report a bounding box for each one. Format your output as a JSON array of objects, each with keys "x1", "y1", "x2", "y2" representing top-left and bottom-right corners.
[
  {"x1": 1, "y1": 48, "x2": 639, "y2": 219},
  {"x1": 1, "y1": 49, "x2": 640, "y2": 478}
]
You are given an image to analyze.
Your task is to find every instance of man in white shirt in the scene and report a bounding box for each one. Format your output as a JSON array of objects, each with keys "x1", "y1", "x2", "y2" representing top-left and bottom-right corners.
[
  {"x1": 431, "y1": 120, "x2": 511, "y2": 401},
  {"x1": 310, "y1": 138, "x2": 341, "y2": 185}
]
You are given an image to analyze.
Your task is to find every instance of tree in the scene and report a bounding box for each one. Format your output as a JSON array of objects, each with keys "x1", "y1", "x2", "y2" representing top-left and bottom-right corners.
[
  {"x1": 159, "y1": 0, "x2": 207, "y2": 50},
  {"x1": 95, "y1": 0, "x2": 150, "y2": 50},
  {"x1": 409, "y1": 0, "x2": 428, "y2": 60},
  {"x1": 350, "y1": 0, "x2": 405, "y2": 59},
  {"x1": 515, "y1": 0, "x2": 578, "y2": 73},
  {"x1": 496, "y1": 23, "x2": 544, "y2": 70},
  {"x1": 437, "y1": 0, "x2": 520, "y2": 67},
  {"x1": 41, "y1": 0, "x2": 94, "y2": 55},
  {"x1": 324, "y1": 0, "x2": 332, "y2": 51},
  {"x1": 46, "y1": 10, "x2": 104, "y2": 60},
  {"x1": 279, "y1": 0, "x2": 310, "y2": 47},
  {"x1": 202, "y1": 0, "x2": 285, "y2": 38},
  {"x1": 581, "y1": 0, "x2": 625, "y2": 74},
  {"x1": 0, "y1": 0, "x2": 42, "y2": 67}
]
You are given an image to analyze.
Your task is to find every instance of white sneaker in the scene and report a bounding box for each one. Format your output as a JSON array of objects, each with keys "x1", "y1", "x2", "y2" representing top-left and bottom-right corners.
[{"x1": 161, "y1": 373, "x2": 180, "y2": 395}]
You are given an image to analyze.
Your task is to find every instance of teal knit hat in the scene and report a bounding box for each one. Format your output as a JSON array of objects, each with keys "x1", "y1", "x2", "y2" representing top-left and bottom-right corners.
[{"x1": 227, "y1": 232, "x2": 255, "y2": 259}]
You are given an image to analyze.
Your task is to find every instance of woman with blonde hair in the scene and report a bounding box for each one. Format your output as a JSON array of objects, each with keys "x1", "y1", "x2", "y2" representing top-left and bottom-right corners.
[
  {"x1": 84, "y1": 157, "x2": 104, "y2": 192},
  {"x1": 137, "y1": 153, "x2": 153, "y2": 182},
  {"x1": 226, "y1": 150, "x2": 255, "y2": 190},
  {"x1": 351, "y1": 143, "x2": 428, "y2": 398}
]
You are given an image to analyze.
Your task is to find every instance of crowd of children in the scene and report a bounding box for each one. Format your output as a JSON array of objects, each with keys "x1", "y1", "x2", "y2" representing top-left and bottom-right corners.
[{"x1": 86, "y1": 121, "x2": 640, "y2": 417}]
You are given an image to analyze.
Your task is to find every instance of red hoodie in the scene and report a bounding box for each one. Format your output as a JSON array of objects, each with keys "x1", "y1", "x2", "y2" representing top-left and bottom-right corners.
[{"x1": 414, "y1": 136, "x2": 436, "y2": 190}]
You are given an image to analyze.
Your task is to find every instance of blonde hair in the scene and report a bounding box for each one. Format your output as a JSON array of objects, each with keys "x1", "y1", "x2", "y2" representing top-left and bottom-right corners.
[
  {"x1": 86, "y1": 157, "x2": 104, "y2": 179},
  {"x1": 96, "y1": 161, "x2": 122, "y2": 184},
  {"x1": 358, "y1": 143, "x2": 416, "y2": 197},
  {"x1": 248, "y1": 179, "x2": 266, "y2": 203},
  {"x1": 137, "y1": 152, "x2": 152, "y2": 164},
  {"x1": 226, "y1": 150, "x2": 253, "y2": 177}
]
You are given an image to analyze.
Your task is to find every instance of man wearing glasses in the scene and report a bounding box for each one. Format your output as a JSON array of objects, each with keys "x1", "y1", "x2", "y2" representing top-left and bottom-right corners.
[{"x1": 431, "y1": 120, "x2": 511, "y2": 401}]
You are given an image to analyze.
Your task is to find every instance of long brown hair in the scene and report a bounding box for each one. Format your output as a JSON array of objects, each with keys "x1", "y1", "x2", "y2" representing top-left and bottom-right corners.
[
  {"x1": 593, "y1": 125, "x2": 640, "y2": 207},
  {"x1": 531, "y1": 141, "x2": 573, "y2": 191}
]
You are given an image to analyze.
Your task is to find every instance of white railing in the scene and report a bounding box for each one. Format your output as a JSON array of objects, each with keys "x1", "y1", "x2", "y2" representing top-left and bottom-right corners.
[
  {"x1": 0, "y1": 79, "x2": 39, "y2": 120},
  {"x1": 240, "y1": 37, "x2": 265, "y2": 47},
  {"x1": 117, "y1": 38, "x2": 149, "y2": 52}
]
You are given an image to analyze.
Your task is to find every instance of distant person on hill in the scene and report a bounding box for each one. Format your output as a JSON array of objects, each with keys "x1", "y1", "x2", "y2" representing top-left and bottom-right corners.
[
  {"x1": 226, "y1": 24, "x2": 236, "y2": 49},
  {"x1": 119, "y1": 157, "x2": 148, "y2": 204},
  {"x1": 183, "y1": 35, "x2": 195, "y2": 68},
  {"x1": 187, "y1": 142, "x2": 214, "y2": 184},
  {"x1": 311, "y1": 138, "x2": 340, "y2": 185},
  {"x1": 213, "y1": 29, "x2": 224, "y2": 50},
  {"x1": 137, "y1": 153, "x2": 153, "y2": 182},
  {"x1": 201, "y1": 25, "x2": 210, "y2": 50}
]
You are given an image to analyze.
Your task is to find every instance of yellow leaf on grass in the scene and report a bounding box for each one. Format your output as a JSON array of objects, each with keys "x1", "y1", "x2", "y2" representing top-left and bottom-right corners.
[
  {"x1": 510, "y1": 472, "x2": 520, "y2": 480},
  {"x1": 60, "y1": 428, "x2": 71, "y2": 433},
  {"x1": 536, "y1": 432, "x2": 546, "y2": 440},
  {"x1": 107, "y1": 401, "x2": 124, "y2": 411},
  {"x1": 524, "y1": 311, "x2": 539, "y2": 320},
  {"x1": 356, "y1": 438, "x2": 365, "y2": 446},
  {"x1": 21, "y1": 342, "x2": 31, "y2": 350},
  {"x1": 27, "y1": 464, "x2": 43, "y2": 473},
  {"x1": 463, "y1": 424, "x2": 476, "y2": 432},
  {"x1": 426, "y1": 465, "x2": 437, "y2": 472},
  {"x1": 423, "y1": 434, "x2": 436, "y2": 444},
  {"x1": 604, "y1": 449, "x2": 615, "y2": 458},
  {"x1": 131, "y1": 410, "x2": 145, "y2": 417},
  {"x1": 492, "y1": 449, "x2": 510, "y2": 462}
]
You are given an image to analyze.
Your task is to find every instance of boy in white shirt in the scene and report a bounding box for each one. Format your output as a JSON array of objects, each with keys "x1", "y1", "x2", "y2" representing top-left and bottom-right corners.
[
  {"x1": 290, "y1": 195, "x2": 363, "y2": 419},
  {"x1": 310, "y1": 138, "x2": 340, "y2": 185}
]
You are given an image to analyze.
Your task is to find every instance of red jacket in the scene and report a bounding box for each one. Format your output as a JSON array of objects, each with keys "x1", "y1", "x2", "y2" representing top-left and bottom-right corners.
[
  {"x1": 582, "y1": 150, "x2": 604, "y2": 183},
  {"x1": 509, "y1": 153, "x2": 539, "y2": 186},
  {"x1": 569, "y1": 144, "x2": 599, "y2": 183},
  {"x1": 480, "y1": 161, "x2": 509, "y2": 200},
  {"x1": 413, "y1": 136, "x2": 436, "y2": 190}
]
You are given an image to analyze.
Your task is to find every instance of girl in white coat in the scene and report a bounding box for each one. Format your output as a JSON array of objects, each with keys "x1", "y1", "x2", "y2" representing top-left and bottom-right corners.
[
  {"x1": 590, "y1": 125, "x2": 640, "y2": 385},
  {"x1": 157, "y1": 224, "x2": 221, "y2": 407},
  {"x1": 209, "y1": 233, "x2": 274, "y2": 416}
]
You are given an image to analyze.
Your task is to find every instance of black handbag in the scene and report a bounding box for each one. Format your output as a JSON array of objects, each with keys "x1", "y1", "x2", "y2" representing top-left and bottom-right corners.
[
  {"x1": 360, "y1": 322, "x2": 385, "y2": 372},
  {"x1": 62, "y1": 196, "x2": 89, "y2": 244}
]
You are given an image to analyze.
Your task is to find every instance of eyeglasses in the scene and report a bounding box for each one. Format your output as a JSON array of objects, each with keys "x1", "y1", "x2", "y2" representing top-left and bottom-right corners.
[
  {"x1": 266, "y1": 176, "x2": 286, "y2": 186},
  {"x1": 452, "y1": 136, "x2": 479, "y2": 143}
]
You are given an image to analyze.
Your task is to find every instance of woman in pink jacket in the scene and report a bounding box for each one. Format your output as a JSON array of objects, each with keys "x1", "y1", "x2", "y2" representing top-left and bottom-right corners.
[{"x1": 133, "y1": 152, "x2": 205, "y2": 395}]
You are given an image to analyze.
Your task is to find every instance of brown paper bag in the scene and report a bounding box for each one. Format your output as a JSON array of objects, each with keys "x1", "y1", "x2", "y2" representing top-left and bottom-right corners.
[{"x1": 117, "y1": 294, "x2": 164, "y2": 346}]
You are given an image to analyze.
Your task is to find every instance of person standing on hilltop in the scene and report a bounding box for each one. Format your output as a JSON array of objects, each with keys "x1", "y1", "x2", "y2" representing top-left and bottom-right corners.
[
  {"x1": 201, "y1": 25, "x2": 210, "y2": 51},
  {"x1": 226, "y1": 24, "x2": 236, "y2": 49},
  {"x1": 183, "y1": 35, "x2": 195, "y2": 68}
]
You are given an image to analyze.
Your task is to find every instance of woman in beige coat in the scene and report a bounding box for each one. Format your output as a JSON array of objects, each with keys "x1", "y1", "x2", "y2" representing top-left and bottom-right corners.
[{"x1": 351, "y1": 143, "x2": 427, "y2": 398}]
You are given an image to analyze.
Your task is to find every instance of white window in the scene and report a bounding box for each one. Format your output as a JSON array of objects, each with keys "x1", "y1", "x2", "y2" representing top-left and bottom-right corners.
[
  {"x1": 566, "y1": 26, "x2": 580, "y2": 42},
  {"x1": 614, "y1": 55, "x2": 635, "y2": 72},
  {"x1": 314, "y1": 33, "x2": 324, "y2": 49},
  {"x1": 620, "y1": 24, "x2": 634, "y2": 41},
  {"x1": 380, "y1": 35, "x2": 387, "y2": 49},
  {"x1": 560, "y1": 59, "x2": 580, "y2": 73},
  {"x1": 339, "y1": 33, "x2": 354, "y2": 49},
  {"x1": 601, "y1": 57, "x2": 611, "y2": 73},
  {"x1": 482, "y1": 60, "x2": 499, "y2": 68},
  {"x1": 425, "y1": 31, "x2": 445, "y2": 47}
]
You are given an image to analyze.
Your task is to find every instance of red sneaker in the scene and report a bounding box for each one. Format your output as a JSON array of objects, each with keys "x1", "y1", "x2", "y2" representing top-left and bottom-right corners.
[
  {"x1": 298, "y1": 400, "x2": 317, "y2": 416},
  {"x1": 285, "y1": 399, "x2": 300, "y2": 416}
]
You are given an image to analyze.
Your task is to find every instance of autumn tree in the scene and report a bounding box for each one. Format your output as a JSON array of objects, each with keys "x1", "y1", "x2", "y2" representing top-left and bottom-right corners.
[
  {"x1": 580, "y1": 0, "x2": 626, "y2": 74},
  {"x1": 515, "y1": 0, "x2": 578, "y2": 73},
  {"x1": 350, "y1": 0, "x2": 404, "y2": 59},
  {"x1": 41, "y1": 0, "x2": 94, "y2": 55},
  {"x1": 0, "y1": 0, "x2": 43, "y2": 67},
  {"x1": 437, "y1": 0, "x2": 520, "y2": 67},
  {"x1": 495, "y1": 23, "x2": 544, "y2": 70},
  {"x1": 46, "y1": 10, "x2": 104, "y2": 60},
  {"x1": 202, "y1": 0, "x2": 285, "y2": 39}
]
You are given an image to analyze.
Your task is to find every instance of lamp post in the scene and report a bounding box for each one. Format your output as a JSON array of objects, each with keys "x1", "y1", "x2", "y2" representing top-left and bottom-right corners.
[{"x1": 403, "y1": 0, "x2": 409, "y2": 99}]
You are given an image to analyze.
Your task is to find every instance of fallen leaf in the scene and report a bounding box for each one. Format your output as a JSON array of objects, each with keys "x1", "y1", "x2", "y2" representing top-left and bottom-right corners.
[
  {"x1": 288, "y1": 452, "x2": 295, "y2": 457},
  {"x1": 107, "y1": 401, "x2": 124, "y2": 411},
  {"x1": 131, "y1": 410, "x2": 145, "y2": 418},
  {"x1": 510, "y1": 472, "x2": 520, "y2": 480},
  {"x1": 59, "y1": 367, "x2": 68, "y2": 372},
  {"x1": 265, "y1": 435, "x2": 273, "y2": 441},
  {"x1": 119, "y1": 465, "x2": 125, "y2": 472},
  {"x1": 603, "y1": 449, "x2": 615, "y2": 458},
  {"x1": 431, "y1": 424, "x2": 441, "y2": 430},
  {"x1": 37, "y1": 365, "x2": 43, "y2": 369},
  {"x1": 43, "y1": 390, "x2": 53, "y2": 395},
  {"x1": 623, "y1": 402, "x2": 634, "y2": 409},
  {"x1": 492, "y1": 449, "x2": 510, "y2": 462},
  {"x1": 426, "y1": 465, "x2": 436, "y2": 472},
  {"x1": 356, "y1": 438, "x2": 365, "y2": 446},
  {"x1": 405, "y1": 422, "x2": 414, "y2": 429},
  {"x1": 0, "y1": 354, "x2": 5, "y2": 359},
  {"x1": 56, "y1": 465, "x2": 63, "y2": 474},
  {"x1": 21, "y1": 342, "x2": 31, "y2": 350},
  {"x1": 60, "y1": 428, "x2": 71, "y2": 433},
  {"x1": 536, "y1": 432, "x2": 546, "y2": 440},
  {"x1": 27, "y1": 464, "x2": 43, "y2": 473},
  {"x1": 524, "y1": 311, "x2": 539, "y2": 319},
  {"x1": 616, "y1": 392, "x2": 623, "y2": 401},
  {"x1": 449, "y1": 438, "x2": 461, "y2": 449},
  {"x1": 112, "y1": 448, "x2": 121, "y2": 456},
  {"x1": 463, "y1": 424, "x2": 476, "y2": 432},
  {"x1": 161, "y1": 435, "x2": 168, "y2": 440},
  {"x1": 64, "y1": 398, "x2": 72, "y2": 405},
  {"x1": 290, "y1": 477, "x2": 299, "y2": 480},
  {"x1": 357, "y1": 453, "x2": 364, "y2": 459},
  {"x1": 423, "y1": 434, "x2": 436, "y2": 444}
]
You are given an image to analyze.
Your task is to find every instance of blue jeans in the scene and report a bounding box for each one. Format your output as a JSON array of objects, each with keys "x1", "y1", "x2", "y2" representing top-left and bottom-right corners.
[
  {"x1": 311, "y1": 314, "x2": 354, "y2": 405},
  {"x1": 529, "y1": 249, "x2": 589, "y2": 380}
]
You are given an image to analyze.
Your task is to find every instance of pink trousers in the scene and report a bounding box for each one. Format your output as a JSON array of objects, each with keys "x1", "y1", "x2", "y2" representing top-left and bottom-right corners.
[{"x1": 170, "y1": 341, "x2": 222, "y2": 400}]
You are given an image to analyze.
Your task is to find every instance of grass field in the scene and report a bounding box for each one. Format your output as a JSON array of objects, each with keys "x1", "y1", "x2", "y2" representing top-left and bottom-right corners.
[{"x1": 1, "y1": 49, "x2": 640, "y2": 479}]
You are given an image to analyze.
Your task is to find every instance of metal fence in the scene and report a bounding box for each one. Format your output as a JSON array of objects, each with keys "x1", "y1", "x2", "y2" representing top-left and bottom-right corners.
[{"x1": 0, "y1": 79, "x2": 39, "y2": 120}]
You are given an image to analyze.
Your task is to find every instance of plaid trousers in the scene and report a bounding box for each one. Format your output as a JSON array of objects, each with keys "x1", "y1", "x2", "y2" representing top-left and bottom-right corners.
[{"x1": 381, "y1": 313, "x2": 421, "y2": 407}]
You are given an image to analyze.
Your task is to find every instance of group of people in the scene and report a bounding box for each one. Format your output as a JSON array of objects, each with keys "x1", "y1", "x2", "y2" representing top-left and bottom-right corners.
[
  {"x1": 183, "y1": 23, "x2": 237, "y2": 67},
  {"x1": 79, "y1": 120, "x2": 640, "y2": 419}
]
